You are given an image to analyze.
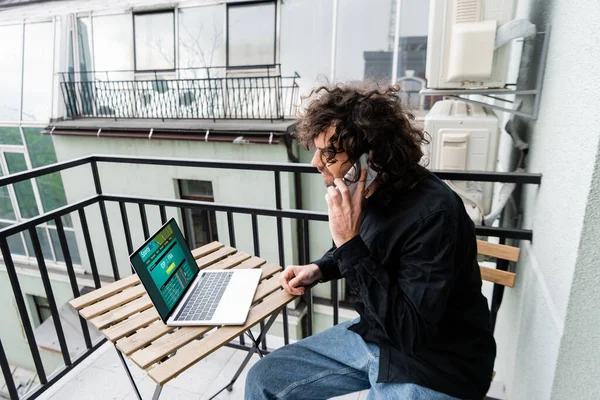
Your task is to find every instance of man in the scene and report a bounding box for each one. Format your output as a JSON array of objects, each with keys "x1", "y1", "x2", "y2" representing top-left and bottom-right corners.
[{"x1": 245, "y1": 84, "x2": 496, "y2": 399}]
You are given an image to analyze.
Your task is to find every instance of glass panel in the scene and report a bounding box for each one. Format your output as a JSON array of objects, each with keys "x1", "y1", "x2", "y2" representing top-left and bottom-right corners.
[
  {"x1": 134, "y1": 12, "x2": 175, "y2": 71},
  {"x1": 334, "y1": 0, "x2": 392, "y2": 83},
  {"x1": 0, "y1": 165, "x2": 16, "y2": 220},
  {"x1": 48, "y1": 228, "x2": 63, "y2": 262},
  {"x1": 66, "y1": 229, "x2": 81, "y2": 265},
  {"x1": 0, "y1": 222, "x2": 26, "y2": 257},
  {"x1": 180, "y1": 180, "x2": 214, "y2": 198},
  {"x1": 179, "y1": 6, "x2": 225, "y2": 73},
  {"x1": 77, "y1": 17, "x2": 93, "y2": 73},
  {"x1": 49, "y1": 227, "x2": 80, "y2": 265},
  {"x1": 22, "y1": 22, "x2": 54, "y2": 122},
  {"x1": 280, "y1": 0, "x2": 333, "y2": 94},
  {"x1": 0, "y1": 24, "x2": 23, "y2": 121},
  {"x1": 77, "y1": 17, "x2": 94, "y2": 115},
  {"x1": 0, "y1": 127, "x2": 23, "y2": 145},
  {"x1": 228, "y1": 2, "x2": 275, "y2": 66},
  {"x1": 4, "y1": 152, "x2": 39, "y2": 219},
  {"x1": 34, "y1": 296, "x2": 52, "y2": 324},
  {"x1": 93, "y1": 14, "x2": 134, "y2": 74},
  {"x1": 24, "y1": 226, "x2": 53, "y2": 261},
  {"x1": 22, "y1": 128, "x2": 71, "y2": 226}
]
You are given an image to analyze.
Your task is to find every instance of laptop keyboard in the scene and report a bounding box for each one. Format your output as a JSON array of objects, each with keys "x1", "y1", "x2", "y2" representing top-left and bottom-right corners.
[{"x1": 175, "y1": 271, "x2": 234, "y2": 322}]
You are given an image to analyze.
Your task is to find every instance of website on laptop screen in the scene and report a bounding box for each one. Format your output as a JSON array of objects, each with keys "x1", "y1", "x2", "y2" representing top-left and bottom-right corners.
[{"x1": 130, "y1": 220, "x2": 199, "y2": 320}]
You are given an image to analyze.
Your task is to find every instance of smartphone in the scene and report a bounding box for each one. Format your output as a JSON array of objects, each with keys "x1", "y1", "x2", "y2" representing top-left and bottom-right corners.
[{"x1": 341, "y1": 153, "x2": 377, "y2": 197}]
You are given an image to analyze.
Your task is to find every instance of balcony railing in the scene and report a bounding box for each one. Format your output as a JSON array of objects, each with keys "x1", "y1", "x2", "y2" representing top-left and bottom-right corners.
[
  {"x1": 0, "y1": 155, "x2": 541, "y2": 399},
  {"x1": 59, "y1": 65, "x2": 300, "y2": 121}
]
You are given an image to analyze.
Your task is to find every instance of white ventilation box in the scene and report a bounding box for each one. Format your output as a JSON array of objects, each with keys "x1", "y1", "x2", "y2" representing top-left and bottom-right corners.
[
  {"x1": 424, "y1": 100, "x2": 500, "y2": 220},
  {"x1": 426, "y1": 0, "x2": 516, "y2": 89}
]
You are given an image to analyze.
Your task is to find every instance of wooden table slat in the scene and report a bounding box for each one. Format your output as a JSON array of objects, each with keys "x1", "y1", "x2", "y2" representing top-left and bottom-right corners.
[
  {"x1": 204, "y1": 252, "x2": 252, "y2": 271},
  {"x1": 148, "y1": 289, "x2": 295, "y2": 385},
  {"x1": 191, "y1": 241, "x2": 224, "y2": 259},
  {"x1": 90, "y1": 295, "x2": 153, "y2": 330},
  {"x1": 104, "y1": 308, "x2": 161, "y2": 342},
  {"x1": 233, "y1": 256, "x2": 266, "y2": 270},
  {"x1": 257, "y1": 263, "x2": 281, "y2": 280},
  {"x1": 116, "y1": 321, "x2": 175, "y2": 356},
  {"x1": 196, "y1": 246, "x2": 237, "y2": 269},
  {"x1": 252, "y1": 273, "x2": 282, "y2": 301},
  {"x1": 205, "y1": 251, "x2": 251, "y2": 270},
  {"x1": 79, "y1": 284, "x2": 146, "y2": 320},
  {"x1": 69, "y1": 274, "x2": 140, "y2": 310},
  {"x1": 131, "y1": 272, "x2": 282, "y2": 369}
]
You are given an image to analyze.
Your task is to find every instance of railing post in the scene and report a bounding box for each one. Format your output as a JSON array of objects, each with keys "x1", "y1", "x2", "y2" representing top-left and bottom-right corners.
[
  {"x1": 250, "y1": 213, "x2": 267, "y2": 350},
  {"x1": 78, "y1": 207, "x2": 102, "y2": 288},
  {"x1": 91, "y1": 159, "x2": 120, "y2": 280},
  {"x1": 331, "y1": 239, "x2": 339, "y2": 326},
  {"x1": 303, "y1": 219, "x2": 313, "y2": 336},
  {"x1": 0, "y1": 340, "x2": 18, "y2": 400},
  {"x1": 29, "y1": 227, "x2": 72, "y2": 366},
  {"x1": 0, "y1": 237, "x2": 47, "y2": 384},
  {"x1": 139, "y1": 203, "x2": 150, "y2": 239},
  {"x1": 274, "y1": 170, "x2": 290, "y2": 344},
  {"x1": 207, "y1": 68, "x2": 216, "y2": 122},
  {"x1": 55, "y1": 217, "x2": 93, "y2": 350}
]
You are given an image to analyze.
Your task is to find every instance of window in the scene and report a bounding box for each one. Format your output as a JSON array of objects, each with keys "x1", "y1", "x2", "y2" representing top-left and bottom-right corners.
[
  {"x1": 134, "y1": 10, "x2": 175, "y2": 71},
  {"x1": 227, "y1": 1, "x2": 276, "y2": 67},
  {"x1": 4, "y1": 152, "x2": 39, "y2": 219},
  {"x1": 179, "y1": 180, "x2": 218, "y2": 249},
  {"x1": 31, "y1": 295, "x2": 52, "y2": 327},
  {"x1": 93, "y1": 13, "x2": 134, "y2": 74},
  {"x1": 0, "y1": 24, "x2": 23, "y2": 121},
  {"x1": 0, "y1": 128, "x2": 80, "y2": 265},
  {"x1": 22, "y1": 22, "x2": 54, "y2": 122}
]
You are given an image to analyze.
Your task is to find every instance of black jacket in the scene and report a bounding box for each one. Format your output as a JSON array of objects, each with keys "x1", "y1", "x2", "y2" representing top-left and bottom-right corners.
[{"x1": 313, "y1": 170, "x2": 496, "y2": 399}]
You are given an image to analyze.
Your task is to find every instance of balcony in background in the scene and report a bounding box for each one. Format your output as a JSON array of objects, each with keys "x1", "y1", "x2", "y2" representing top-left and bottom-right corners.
[{"x1": 59, "y1": 65, "x2": 300, "y2": 121}]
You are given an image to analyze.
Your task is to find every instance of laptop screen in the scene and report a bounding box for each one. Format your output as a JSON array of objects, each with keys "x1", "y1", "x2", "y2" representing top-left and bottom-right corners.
[{"x1": 130, "y1": 218, "x2": 199, "y2": 321}]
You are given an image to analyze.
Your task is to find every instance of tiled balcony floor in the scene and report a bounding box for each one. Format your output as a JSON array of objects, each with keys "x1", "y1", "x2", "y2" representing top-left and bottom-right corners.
[{"x1": 37, "y1": 342, "x2": 368, "y2": 400}]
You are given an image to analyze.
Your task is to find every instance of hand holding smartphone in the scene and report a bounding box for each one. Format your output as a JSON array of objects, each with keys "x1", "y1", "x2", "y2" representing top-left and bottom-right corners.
[{"x1": 340, "y1": 153, "x2": 377, "y2": 197}]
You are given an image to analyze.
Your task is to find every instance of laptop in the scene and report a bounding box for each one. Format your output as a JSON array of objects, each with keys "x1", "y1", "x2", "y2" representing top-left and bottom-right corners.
[{"x1": 130, "y1": 218, "x2": 261, "y2": 326}]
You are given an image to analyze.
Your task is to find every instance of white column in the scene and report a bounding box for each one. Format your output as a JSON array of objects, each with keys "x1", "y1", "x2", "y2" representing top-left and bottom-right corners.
[
  {"x1": 391, "y1": 0, "x2": 402, "y2": 84},
  {"x1": 330, "y1": 0, "x2": 339, "y2": 82}
]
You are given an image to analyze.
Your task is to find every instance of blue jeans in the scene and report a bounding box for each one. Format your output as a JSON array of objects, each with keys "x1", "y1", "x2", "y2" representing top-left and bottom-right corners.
[{"x1": 245, "y1": 318, "x2": 459, "y2": 399}]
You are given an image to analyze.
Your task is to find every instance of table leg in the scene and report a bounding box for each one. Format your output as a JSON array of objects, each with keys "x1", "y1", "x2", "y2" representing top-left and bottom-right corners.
[
  {"x1": 151, "y1": 385, "x2": 163, "y2": 400},
  {"x1": 115, "y1": 345, "x2": 142, "y2": 400},
  {"x1": 207, "y1": 311, "x2": 280, "y2": 400},
  {"x1": 246, "y1": 330, "x2": 265, "y2": 358}
]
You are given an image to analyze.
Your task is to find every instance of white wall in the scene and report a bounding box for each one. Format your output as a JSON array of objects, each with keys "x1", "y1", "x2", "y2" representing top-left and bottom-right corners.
[
  {"x1": 551, "y1": 140, "x2": 600, "y2": 399},
  {"x1": 492, "y1": 0, "x2": 600, "y2": 398}
]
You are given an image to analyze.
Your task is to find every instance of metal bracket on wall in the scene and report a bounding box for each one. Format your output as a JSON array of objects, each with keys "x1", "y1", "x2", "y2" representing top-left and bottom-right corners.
[{"x1": 420, "y1": 27, "x2": 551, "y2": 120}]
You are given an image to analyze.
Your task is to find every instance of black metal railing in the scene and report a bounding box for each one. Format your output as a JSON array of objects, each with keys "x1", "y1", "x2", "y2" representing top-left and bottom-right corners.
[
  {"x1": 0, "y1": 155, "x2": 542, "y2": 399},
  {"x1": 59, "y1": 65, "x2": 300, "y2": 121}
]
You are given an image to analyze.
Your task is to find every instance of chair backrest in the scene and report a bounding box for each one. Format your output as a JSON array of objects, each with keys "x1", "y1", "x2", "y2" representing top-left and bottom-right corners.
[{"x1": 476, "y1": 240, "x2": 520, "y2": 288}]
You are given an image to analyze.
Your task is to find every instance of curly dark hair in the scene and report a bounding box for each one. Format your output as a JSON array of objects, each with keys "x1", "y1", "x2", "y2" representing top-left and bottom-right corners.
[{"x1": 295, "y1": 83, "x2": 429, "y2": 203}]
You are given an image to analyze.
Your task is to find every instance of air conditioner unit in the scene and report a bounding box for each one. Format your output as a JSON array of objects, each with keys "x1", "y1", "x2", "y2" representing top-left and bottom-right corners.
[
  {"x1": 426, "y1": 0, "x2": 516, "y2": 89},
  {"x1": 424, "y1": 100, "x2": 500, "y2": 222}
]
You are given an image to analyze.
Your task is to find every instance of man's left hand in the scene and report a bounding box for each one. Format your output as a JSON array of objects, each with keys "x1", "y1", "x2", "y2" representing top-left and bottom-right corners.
[{"x1": 325, "y1": 170, "x2": 367, "y2": 248}]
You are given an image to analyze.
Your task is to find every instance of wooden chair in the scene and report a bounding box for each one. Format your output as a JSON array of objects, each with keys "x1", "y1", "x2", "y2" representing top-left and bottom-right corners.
[{"x1": 476, "y1": 239, "x2": 520, "y2": 399}]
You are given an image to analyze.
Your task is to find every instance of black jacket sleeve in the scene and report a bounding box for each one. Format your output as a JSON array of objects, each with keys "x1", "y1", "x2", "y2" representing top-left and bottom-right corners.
[
  {"x1": 332, "y1": 210, "x2": 458, "y2": 354},
  {"x1": 311, "y1": 245, "x2": 342, "y2": 282}
]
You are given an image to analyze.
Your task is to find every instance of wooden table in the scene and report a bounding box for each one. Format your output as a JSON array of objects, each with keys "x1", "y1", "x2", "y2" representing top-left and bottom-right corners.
[{"x1": 69, "y1": 241, "x2": 296, "y2": 400}]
